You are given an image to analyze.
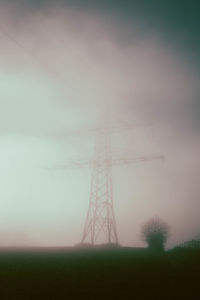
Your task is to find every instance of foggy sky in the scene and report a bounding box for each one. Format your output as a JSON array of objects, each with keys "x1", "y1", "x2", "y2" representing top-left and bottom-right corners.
[{"x1": 0, "y1": 0, "x2": 199, "y2": 247}]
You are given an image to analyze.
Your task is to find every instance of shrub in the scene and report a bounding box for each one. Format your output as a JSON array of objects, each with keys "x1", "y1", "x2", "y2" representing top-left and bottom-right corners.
[{"x1": 141, "y1": 217, "x2": 170, "y2": 252}]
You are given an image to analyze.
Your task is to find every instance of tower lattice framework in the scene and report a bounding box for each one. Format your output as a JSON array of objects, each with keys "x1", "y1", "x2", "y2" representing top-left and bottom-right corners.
[
  {"x1": 81, "y1": 129, "x2": 118, "y2": 245},
  {"x1": 50, "y1": 119, "x2": 164, "y2": 246}
]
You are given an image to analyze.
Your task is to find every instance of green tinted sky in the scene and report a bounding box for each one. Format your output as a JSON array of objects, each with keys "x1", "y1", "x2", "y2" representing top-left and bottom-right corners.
[{"x1": 13, "y1": 0, "x2": 200, "y2": 61}]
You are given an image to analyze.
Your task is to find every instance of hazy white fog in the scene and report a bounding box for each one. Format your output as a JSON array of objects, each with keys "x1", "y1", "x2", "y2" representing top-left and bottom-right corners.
[{"x1": 0, "y1": 2, "x2": 199, "y2": 247}]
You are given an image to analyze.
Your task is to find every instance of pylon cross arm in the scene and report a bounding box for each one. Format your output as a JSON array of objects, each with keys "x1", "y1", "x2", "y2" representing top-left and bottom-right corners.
[{"x1": 53, "y1": 154, "x2": 164, "y2": 170}]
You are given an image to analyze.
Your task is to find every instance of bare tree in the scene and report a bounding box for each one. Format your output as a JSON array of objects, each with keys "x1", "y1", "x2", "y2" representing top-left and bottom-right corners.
[{"x1": 141, "y1": 217, "x2": 170, "y2": 252}]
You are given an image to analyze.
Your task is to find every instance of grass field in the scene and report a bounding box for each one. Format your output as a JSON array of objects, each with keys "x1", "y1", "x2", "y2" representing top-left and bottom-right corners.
[{"x1": 0, "y1": 247, "x2": 199, "y2": 299}]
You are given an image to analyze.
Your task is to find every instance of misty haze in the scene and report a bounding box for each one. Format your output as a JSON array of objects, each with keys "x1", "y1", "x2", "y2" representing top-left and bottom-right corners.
[{"x1": 0, "y1": 0, "x2": 199, "y2": 299}]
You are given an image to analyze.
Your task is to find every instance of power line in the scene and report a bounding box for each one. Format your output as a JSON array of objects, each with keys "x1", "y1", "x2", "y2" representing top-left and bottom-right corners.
[{"x1": 0, "y1": 24, "x2": 77, "y2": 89}]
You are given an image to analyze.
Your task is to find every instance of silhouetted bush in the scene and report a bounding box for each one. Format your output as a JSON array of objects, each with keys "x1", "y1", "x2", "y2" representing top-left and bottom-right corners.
[{"x1": 141, "y1": 217, "x2": 170, "y2": 252}]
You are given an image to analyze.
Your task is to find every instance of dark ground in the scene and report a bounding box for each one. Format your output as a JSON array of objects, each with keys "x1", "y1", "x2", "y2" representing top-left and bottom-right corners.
[{"x1": 0, "y1": 246, "x2": 199, "y2": 299}]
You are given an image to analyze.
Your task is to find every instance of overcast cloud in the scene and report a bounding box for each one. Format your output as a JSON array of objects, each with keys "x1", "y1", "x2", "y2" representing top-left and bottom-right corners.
[{"x1": 0, "y1": 1, "x2": 199, "y2": 247}]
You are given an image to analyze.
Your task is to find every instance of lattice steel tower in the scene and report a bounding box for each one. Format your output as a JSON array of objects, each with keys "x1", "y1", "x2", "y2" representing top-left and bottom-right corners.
[
  {"x1": 81, "y1": 129, "x2": 118, "y2": 245},
  {"x1": 79, "y1": 123, "x2": 164, "y2": 245},
  {"x1": 51, "y1": 116, "x2": 164, "y2": 246}
]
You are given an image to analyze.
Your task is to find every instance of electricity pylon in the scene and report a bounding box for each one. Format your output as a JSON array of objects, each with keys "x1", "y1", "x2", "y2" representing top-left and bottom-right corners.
[
  {"x1": 81, "y1": 129, "x2": 118, "y2": 245},
  {"x1": 53, "y1": 123, "x2": 164, "y2": 246},
  {"x1": 79, "y1": 132, "x2": 163, "y2": 245}
]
